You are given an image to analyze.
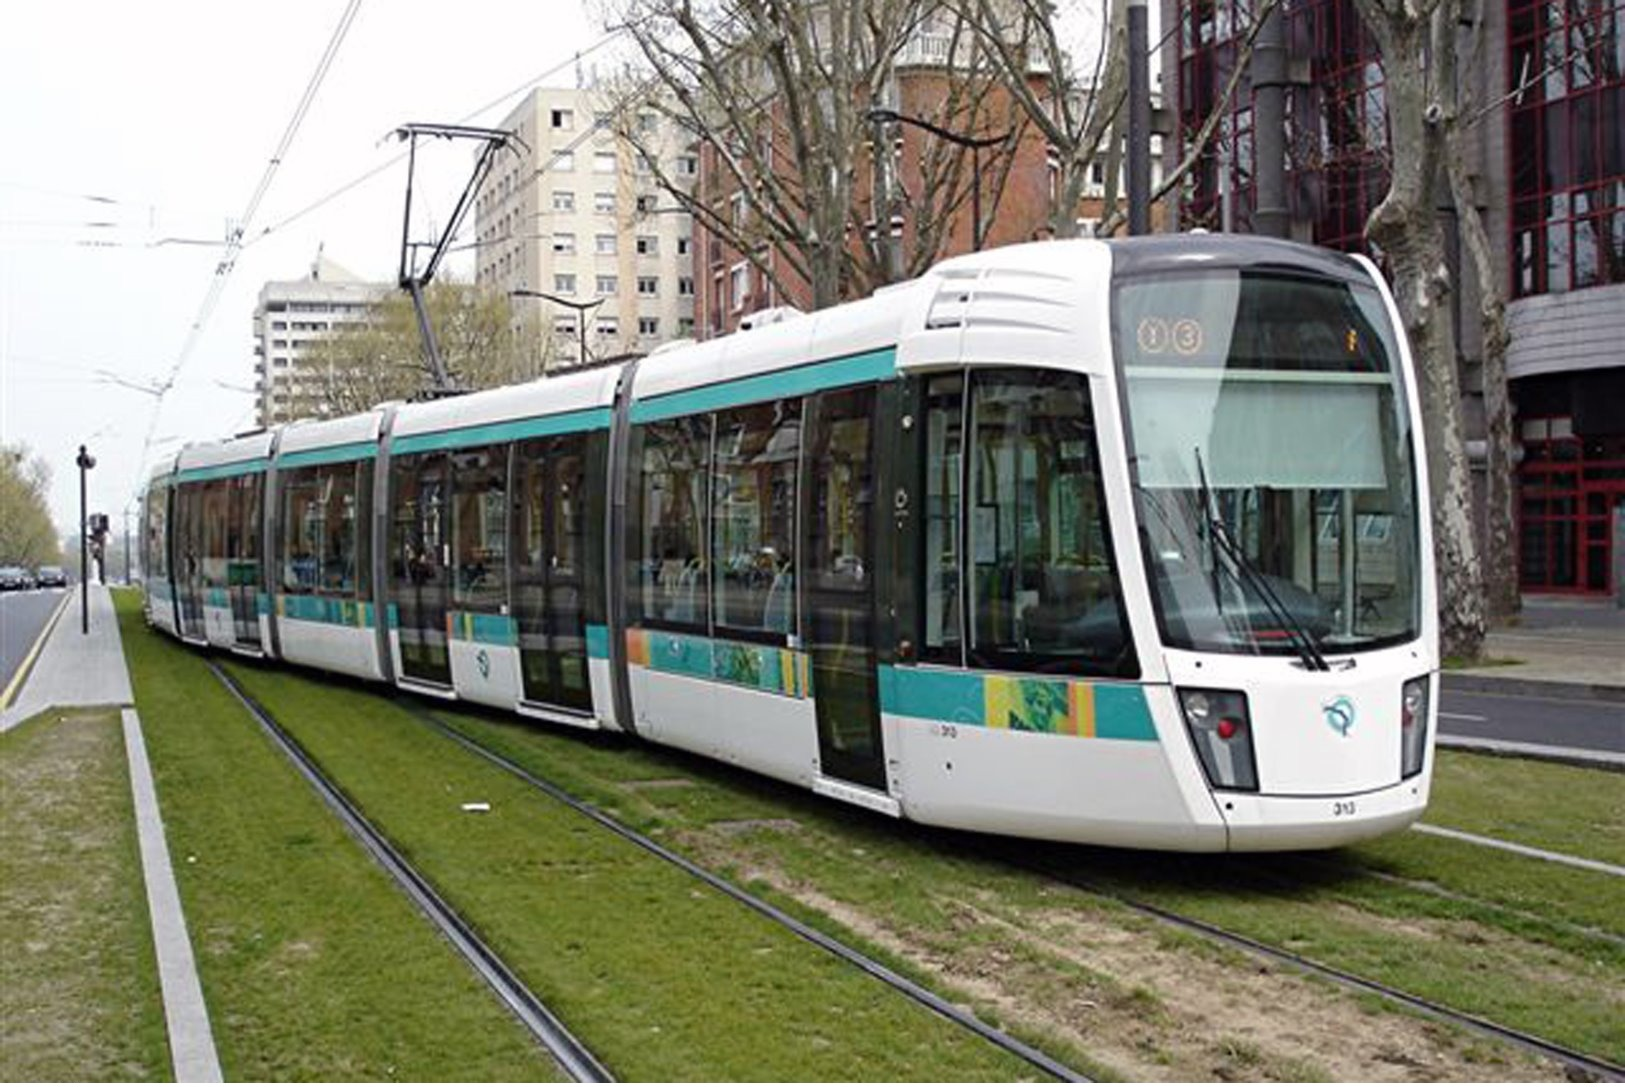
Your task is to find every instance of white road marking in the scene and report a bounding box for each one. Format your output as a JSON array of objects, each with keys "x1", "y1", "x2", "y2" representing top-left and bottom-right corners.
[
  {"x1": 1414, "y1": 823, "x2": 1625, "y2": 878},
  {"x1": 1438, "y1": 711, "x2": 1488, "y2": 722}
]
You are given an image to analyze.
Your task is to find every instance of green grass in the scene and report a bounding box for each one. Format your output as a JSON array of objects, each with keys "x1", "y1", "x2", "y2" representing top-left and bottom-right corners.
[
  {"x1": 221, "y1": 661, "x2": 1044, "y2": 1082},
  {"x1": 114, "y1": 592, "x2": 561, "y2": 1081},
  {"x1": 0, "y1": 707, "x2": 169, "y2": 1081},
  {"x1": 1424, "y1": 749, "x2": 1625, "y2": 867},
  {"x1": 425, "y1": 700, "x2": 1622, "y2": 1074}
]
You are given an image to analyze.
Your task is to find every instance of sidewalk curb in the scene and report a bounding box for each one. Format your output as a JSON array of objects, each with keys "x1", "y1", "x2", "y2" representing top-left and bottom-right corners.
[
  {"x1": 1441, "y1": 672, "x2": 1625, "y2": 704},
  {"x1": 1437, "y1": 734, "x2": 1625, "y2": 773}
]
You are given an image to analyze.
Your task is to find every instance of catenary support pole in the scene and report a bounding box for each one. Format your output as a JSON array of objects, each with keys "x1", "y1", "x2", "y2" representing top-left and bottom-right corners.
[{"x1": 1128, "y1": 0, "x2": 1152, "y2": 236}]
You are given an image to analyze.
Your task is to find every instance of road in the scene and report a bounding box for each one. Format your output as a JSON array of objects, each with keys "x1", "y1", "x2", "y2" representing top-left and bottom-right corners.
[
  {"x1": 0, "y1": 588, "x2": 67, "y2": 699},
  {"x1": 1438, "y1": 686, "x2": 1625, "y2": 757}
]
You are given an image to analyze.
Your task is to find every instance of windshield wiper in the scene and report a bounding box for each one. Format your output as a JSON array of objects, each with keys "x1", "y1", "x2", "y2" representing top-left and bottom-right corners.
[{"x1": 1193, "y1": 450, "x2": 1329, "y2": 672}]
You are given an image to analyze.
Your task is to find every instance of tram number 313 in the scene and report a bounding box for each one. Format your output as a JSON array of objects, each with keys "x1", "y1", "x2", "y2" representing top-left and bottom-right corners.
[{"x1": 1333, "y1": 800, "x2": 1358, "y2": 817}]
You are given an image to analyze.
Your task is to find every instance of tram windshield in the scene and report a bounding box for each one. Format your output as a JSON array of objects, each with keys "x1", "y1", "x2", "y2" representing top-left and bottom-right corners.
[{"x1": 1116, "y1": 269, "x2": 1421, "y2": 655}]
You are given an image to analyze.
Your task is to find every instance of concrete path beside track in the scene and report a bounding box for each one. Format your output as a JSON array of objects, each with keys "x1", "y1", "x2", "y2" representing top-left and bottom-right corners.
[{"x1": 0, "y1": 585, "x2": 222, "y2": 1081}]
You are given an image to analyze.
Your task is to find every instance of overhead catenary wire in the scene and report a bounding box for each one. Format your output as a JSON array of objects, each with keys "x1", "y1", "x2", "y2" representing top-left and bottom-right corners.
[{"x1": 134, "y1": 0, "x2": 366, "y2": 486}]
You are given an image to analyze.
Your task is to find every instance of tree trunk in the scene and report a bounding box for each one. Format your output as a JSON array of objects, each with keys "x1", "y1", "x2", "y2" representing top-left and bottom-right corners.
[{"x1": 1354, "y1": 0, "x2": 1486, "y2": 661}]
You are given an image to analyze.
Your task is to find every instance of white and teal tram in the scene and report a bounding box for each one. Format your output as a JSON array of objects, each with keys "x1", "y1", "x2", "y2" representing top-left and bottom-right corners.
[{"x1": 142, "y1": 235, "x2": 1438, "y2": 851}]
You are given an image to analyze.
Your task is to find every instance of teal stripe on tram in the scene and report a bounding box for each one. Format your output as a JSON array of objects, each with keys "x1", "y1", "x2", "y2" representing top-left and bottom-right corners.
[
  {"x1": 278, "y1": 441, "x2": 378, "y2": 469},
  {"x1": 585, "y1": 624, "x2": 610, "y2": 660},
  {"x1": 206, "y1": 588, "x2": 230, "y2": 609},
  {"x1": 1093, "y1": 684, "x2": 1159, "y2": 741},
  {"x1": 630, "y1": 347, "x2": 897, "y2": 423},
  {"x1": 392, "y1": 407, "x2": 611, "y2": 456},
  {"x1": 278, "y1": 594, "x2": 374, "y2": 628},
  {"x1": 878, "y1": 667, "x2": 986, "y2": 724},
  {"x1": 878, "y1": 665, "x2": 1159, "y2": 742},
  {"x1": 449, "y1": 611, "x2": 518, "y2": 647},
  {"x1": 176, "y1": 457, "x2": 270, "y2": 484}
]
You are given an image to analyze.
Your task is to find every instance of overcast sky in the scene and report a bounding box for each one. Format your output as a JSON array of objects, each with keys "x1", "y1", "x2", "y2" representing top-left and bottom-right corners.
[
  {"x1": 1, "y1": 0, "x2": 1129, "y2": 538},
  {"x1": 1, "y1": 0, "x2": 604, "y2": 533}
]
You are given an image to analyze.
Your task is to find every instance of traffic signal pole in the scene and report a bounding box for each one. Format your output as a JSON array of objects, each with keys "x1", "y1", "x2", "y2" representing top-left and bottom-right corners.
[{"x1": 77, "y1": 445, "x2": 95, "y2": 634}]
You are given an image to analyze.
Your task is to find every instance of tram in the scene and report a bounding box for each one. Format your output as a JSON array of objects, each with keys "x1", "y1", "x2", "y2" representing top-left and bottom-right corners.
[{"x1": 142, "y1": 235, "x2": 1438, "y2": 851}]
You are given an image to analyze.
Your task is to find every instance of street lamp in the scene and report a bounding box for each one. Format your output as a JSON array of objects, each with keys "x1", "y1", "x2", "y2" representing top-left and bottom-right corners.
[
  {"x1": 510, "y1": 289, "x2": 606, "y2": 371},
  {"x1": 76, "y1": 445, "x2": 95, "y2": 634},
  {"x1": 864, "y1": 108, "x2": 1009, "y2": 252}
]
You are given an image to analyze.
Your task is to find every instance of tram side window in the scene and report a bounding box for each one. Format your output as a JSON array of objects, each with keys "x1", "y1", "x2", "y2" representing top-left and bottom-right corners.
[
  {"x1": 712, "y1": 399, "x2": 799, "y2": 638},
  {"x1": 452, "y1": 445, "x2": 508, "y2": 610},
  {"x1": 631, "y1": 416, "x2": 711, "y2": 629},
  {"x1": 200, "y1": 480, "x2": 231, "y2": 589},
  {"x1": 146, "y1": 486, "x2": 169, "y2": 580},
  {"x1": 281, "y1": 467, "x2": 322, "y2": 593},
  {"x1": 320, "y1": 462, "x2": 364, "y2": 595},
  {"x1": 921, "y1": 375, "x2": 964, "y2": 663},
  {"x1": 967, "y1": 370, "x2": 1132, "y2": 675}
]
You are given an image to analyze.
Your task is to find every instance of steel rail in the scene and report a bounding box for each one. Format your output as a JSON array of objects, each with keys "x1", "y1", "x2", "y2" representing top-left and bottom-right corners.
[
  {"x1": 1020, "y1": 860, "x2": 1625, "y2": 1083},
  {"x1": 206, "y1": 662, "x2": 612, "y2": 1083},
  {"x1": 401, "y1": 701, "x2": 1091, "y2": 1084}
]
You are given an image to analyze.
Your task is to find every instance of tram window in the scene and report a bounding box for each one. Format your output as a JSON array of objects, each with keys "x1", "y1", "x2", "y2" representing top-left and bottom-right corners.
[
  {"x1": 921, "y1": 375, "x2": 964, "y2": 663},
  {"x1": 200, "y1": 480, "x2": 231, "y2": 589},
  {"x1": 281, "y1": 467, "x2": 322, "y2": 593},
  {"x1": 967, "y1": 370, "x2": 1131, "y2": 675},
  {"x1": 630, "y1": 416, "x2": 711, "y2": 629},
  {"x1": 146, "y1": 485, "x2": 168, "y2": 580},
  {"x1": 711, "y1": 399, "x2": 799, "y2": 638},
  {"x1": 452, "y1": 445, "x2": 508, "y2": 610},
  {"x1": 320, "y1": 462, "x2": 361, "y2": 594}
]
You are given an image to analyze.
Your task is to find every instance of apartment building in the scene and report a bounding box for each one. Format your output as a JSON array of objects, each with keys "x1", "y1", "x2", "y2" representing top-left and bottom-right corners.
[
  {"x1": 474, "y1": 86, "x2": 697, "y2": 367},
  {"x1": 252, "y1": 252, "x2": 387, "y2": 429}
]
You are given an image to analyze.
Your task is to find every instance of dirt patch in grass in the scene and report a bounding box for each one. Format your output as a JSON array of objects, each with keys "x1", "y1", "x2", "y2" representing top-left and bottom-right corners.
[
  {"x1": 710, "y1": 842, "x2": 1564, "y2": 1082},
  {"x1": 0, "y1": 709, "x2": 168, "y2": 1081}
]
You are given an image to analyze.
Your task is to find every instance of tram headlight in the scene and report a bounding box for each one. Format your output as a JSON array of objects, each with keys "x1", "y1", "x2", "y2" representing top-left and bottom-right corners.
[
  {"x1": 1400, "y1": 676, "x2": 1430, "y2": 779},
  {"x1": 1178, "y1": 688, "x2": 1257, "y2": 792}
]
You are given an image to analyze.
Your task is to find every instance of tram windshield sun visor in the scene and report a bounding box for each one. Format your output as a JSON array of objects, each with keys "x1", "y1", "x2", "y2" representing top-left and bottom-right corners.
[{"x1": 1116, "y1": 268, "x2": 1422, "y2": 657}]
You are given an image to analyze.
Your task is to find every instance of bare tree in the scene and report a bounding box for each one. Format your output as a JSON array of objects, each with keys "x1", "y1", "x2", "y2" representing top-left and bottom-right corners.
[
  {"x1": 601, "y1": 0, "x2": 1023, "y2": 309},
  {"x1": 0, "y1": 445, "x2": 61, "y2": 567},
  {"x1": 1351, "y1": 0, "x2": 1486, "y2": 660},
  {"x1": 1443, "y1": 0, "x2": 1516, "y2": 622},
  {"x1": 292, "y1": 279, "x2": 550, "y2": 419}
]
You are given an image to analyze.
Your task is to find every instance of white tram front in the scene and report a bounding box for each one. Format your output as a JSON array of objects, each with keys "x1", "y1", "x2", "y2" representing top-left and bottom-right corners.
[{"x1": 141, "y1": 235, "x2": 1436, "y2": 851}]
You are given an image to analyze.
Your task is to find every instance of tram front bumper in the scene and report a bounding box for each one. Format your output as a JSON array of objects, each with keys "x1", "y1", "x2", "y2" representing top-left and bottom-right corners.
[{"x1": 1216, "y1": 775, "x2": 1431, "y2": 851}]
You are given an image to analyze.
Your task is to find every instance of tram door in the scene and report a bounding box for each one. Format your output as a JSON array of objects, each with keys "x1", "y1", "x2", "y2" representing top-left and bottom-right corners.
[
  {"x1": 514, "y1": 436, "x2": 591, "y2": 712},
  {"x1": 227, "y1": 474, "x2": 262, "y2": 647},
  {"x1": 390, "y1": 452, "x2": 452, "y2": 686},
  {"x1": 804, "y1": 386, "x2": 886, "y2": 791}
]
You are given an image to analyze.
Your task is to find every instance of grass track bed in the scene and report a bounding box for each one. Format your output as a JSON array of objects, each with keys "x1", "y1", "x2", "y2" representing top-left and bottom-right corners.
[
  {"x1": 0, "y1": 706, "x2": 168, "y2": 1081},
  {"x1": 114, "y1": 594, "x2": 561, "y2": 1080},
  {"x1": 432, "y1": 705, "x2": 1614, "y2": 1080},
  {"x1": 1423, "y1": 749, "x2": 1625, "y2": 868},
  {"x1": 222, "y1": 662, "x2": 1043, "y2": 1081}
]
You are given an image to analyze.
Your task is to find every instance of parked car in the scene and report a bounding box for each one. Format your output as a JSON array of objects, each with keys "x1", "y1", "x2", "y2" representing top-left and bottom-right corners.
[
  {"x1": 34, "y1": 565, "x2": 69, "y2": 589},
  {"x1": 0, "y1": 565, "x2": 36, "y2": 591}
]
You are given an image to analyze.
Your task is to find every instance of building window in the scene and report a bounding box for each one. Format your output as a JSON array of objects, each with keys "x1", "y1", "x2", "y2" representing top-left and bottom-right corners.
[
  {"x1": 638, "y1": 316, "x2": 660, "y2": 337},
  {"x1": 553, "y1": 233, "x2": 575, "y2": 254},
  {"x1": 594, "y1": 191, "x2": 616, "y2": 214},
  {"x1": 678, "y1": 276, "x2": 694, "y2": 297},
  {"x1": 553, "y1": 151, "x2": 574, "y2": 172},
  {"x1": 595, "y1": 233, "x2": 617, "y2": 255},
  {"x1": 638, "y1": 112, "x2": 658, "y2": 134},
  {"x1": 637, "y1": 275, "x2": 659, "y2": 296},
  {"x1": 677, "y1": 237, "x2": 691, "y2": 256},
  {"x1": 594, "y1": 151, "x2": 617, "y2": 174},
  {"x1": 1507, "y1": 0, "x2": 1625, "y2": 298},
  {"x1": 677, "y1": 155, "x2": 698, "y2": 177},
  {"x1": 730, "y1": 263, "x2": 749, "y2": 311},
  {"x1": 555, "y1": 273, "x2": 577, "y2": 294},
  {"x1": 678, "y1": 317, "x2": 694, "y2": 336},
  {"x1": 596, "y1": 316, "x2": 619, "y2": 337},
  {"x1": 552, "y1": 190, "x2": 575, "y2": 212},
  {"x1": 551, "y1": 108, "x2": 573, "y2": 130},
  {"x1": 596, "y1": 274, "x2": 618, "y2": 294},
  {"x1": 554, "y1": 317, "x2": 577, "y2": 336},
  {"x1": 636, "y1": 235, "x2": 659, "y2": 256},
  {"x1": 636, "y1": 194, "x2": 659, "y2": 213}
]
